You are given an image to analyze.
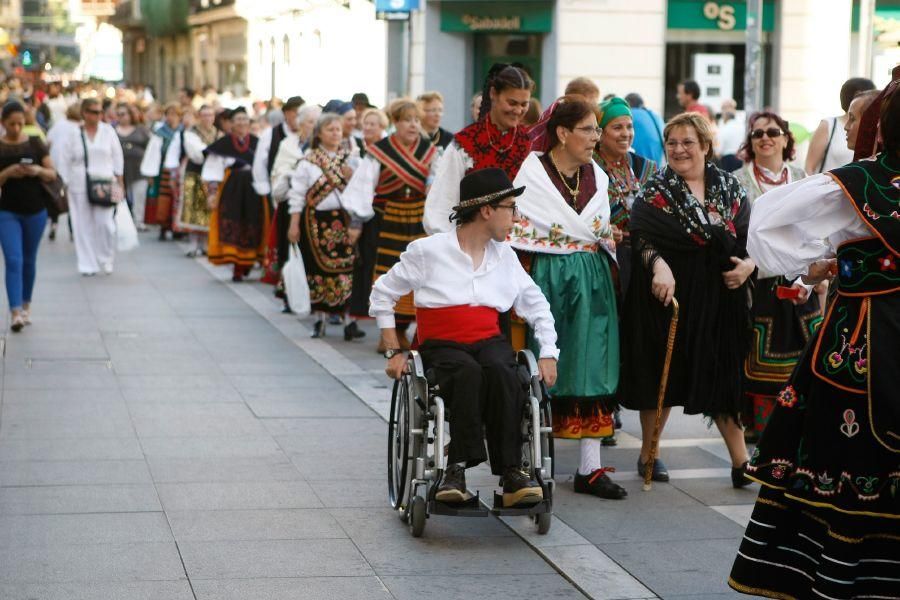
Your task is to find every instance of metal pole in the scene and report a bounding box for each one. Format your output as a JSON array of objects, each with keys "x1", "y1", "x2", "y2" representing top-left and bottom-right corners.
[
  {"x1": 744, "y1": 0, "x2": 764, "y2": 115},
  {"x1": 857, "y1": 0, "x2": 875, "y2": 78}
]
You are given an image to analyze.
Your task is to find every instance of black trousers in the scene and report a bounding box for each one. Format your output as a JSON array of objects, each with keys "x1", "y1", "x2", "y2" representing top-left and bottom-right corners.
[{"x1": 419, "y1": 336, "x2": 525, "y2": 475}]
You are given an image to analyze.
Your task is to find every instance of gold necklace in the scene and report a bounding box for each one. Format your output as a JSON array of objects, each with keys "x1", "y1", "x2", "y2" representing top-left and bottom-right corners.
[{"x1": 549, "y1": 150, "x2": 580, "y2": 201}]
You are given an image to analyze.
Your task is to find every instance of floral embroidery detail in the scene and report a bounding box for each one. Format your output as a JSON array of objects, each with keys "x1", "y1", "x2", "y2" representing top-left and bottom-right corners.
[
  {"x1": 862, "y1": 202, "x2": 881, "y2": 220},
  {"x1": 649, "y1": 193, "x2": 667, "y2": 209},
  {"x1": 878, "y1": 254, "x2": 897, "y2": 271},
  {"x1": 840, "y1": 409, "x2": 860, "y2": 438},
  {"x1": 776, "y1": 385, "x2": 798, "y2": 408},
  {"x1": 547, "y1": 223, "x2": 566, "y2": 246},
  {"x1": 771, "y1": 462, "x2": 790, "y2": 480},
  {"x1": 854, "y1": 357, "x2": 867, "y2": 375},
  {"x1": 855, "y1": 476, "x2": 879, "y2": 495},
  {"x1": 827, "y1": 352, "x2": 844, "y2": 369}
]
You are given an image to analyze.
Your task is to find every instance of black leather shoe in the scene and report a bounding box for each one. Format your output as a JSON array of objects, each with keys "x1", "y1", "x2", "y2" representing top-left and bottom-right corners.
[
  {"x1": 637, "y1": 457, "x2": 670, "y2": 482},
  {"x1": 574, "y1": 469, "x2": 627, "y2": 499},
  {"x1": 601, "y1": 435, "x2": 618, "y2": 447},
  {"x1": 435, "y1": 464, "x2": 469, "y2": 503},
  {"x1": 732, "y1": 461, "x2": 752, "y2": 488},
  {"x1": 501, "y1": 467, "x2": 543, "y2": 507},
  {"x1": 343, "y1": 321, "x2": 366, "y2": 341},
  {"x1": 311, "y1": 320, "x2": 325, "y2": 338}
]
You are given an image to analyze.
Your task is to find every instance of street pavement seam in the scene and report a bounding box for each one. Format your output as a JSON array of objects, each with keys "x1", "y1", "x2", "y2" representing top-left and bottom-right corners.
[{"x1": 194, "y1": 255, "x2": 659, "y2": 600}]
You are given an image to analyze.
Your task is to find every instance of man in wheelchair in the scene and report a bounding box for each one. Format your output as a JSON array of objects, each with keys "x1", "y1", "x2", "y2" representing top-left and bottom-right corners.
[{"x1": 370, "y1": 168, "x2": 558, "y2": 508}]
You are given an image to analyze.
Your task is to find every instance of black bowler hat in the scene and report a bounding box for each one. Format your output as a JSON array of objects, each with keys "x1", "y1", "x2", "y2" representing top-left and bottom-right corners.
[{"x1": 451, "y1": 168, "x2": 525, "y2": 221}]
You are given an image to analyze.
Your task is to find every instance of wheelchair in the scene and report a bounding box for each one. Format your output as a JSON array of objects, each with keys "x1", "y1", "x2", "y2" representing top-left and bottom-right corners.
[{"x1": 387, "y1": 348, "x2": 554, "y2": 538}]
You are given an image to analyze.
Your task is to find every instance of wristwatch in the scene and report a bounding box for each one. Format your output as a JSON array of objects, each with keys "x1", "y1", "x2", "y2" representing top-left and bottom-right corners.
[{"x1": 383, "y1": 348, "x2": 402, "y2": 359}]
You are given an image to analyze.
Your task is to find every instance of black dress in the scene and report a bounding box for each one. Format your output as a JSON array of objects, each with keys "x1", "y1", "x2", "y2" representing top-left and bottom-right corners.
[{"x1": 620, "y1": 163, "x2": 751, "y2": 420}]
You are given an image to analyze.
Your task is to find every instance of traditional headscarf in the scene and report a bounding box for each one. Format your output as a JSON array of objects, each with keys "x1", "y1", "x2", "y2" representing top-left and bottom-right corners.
[
  {"x1": 853, "y1": 64, "x2": 900, "y2": 161},
  {"x1": 599, "y1": 97, "x2": 632, "y2": 128},
  {"x1": 322, "y1": 99, "x2": 354, "y2": 116},
  {"x1": 527, "y1": 99, "x2": 563, "y2": 154}
]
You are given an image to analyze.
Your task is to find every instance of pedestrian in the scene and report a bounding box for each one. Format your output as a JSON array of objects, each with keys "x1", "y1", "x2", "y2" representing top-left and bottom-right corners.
[
  {"x1": 425, "y1": 63, "x2": 533, "y2": 234},
  {"x1": 203, "y1": 107, "x2": 270, "y2": 282},
  {"x1": 175, "y1": 104, "x2": 220, "y2": 256},
  {"x1": 45, "y1": 102, "x2": 80, "y2": 241},
  {"x1": 286, "y1": 112, "x2": 368, "y2": 338},
  {"x1": 676, "y1": 79, "x2": 710, "y2": 119},
  {"x1": 511, "y1": 96, "x2": 626, "y2": 499},
  {"x1": 140, "y1": 103, "x2": 182, "y2": 240},
  {"x1": 563, "y1": 76, "x2": 600, "y2": 106},
  {"x1": 416, "y1": 91, "x2": 453, "y2": 150},
  {"x1": 715, "y1": 98, "x2": 744, "y2": 172},
  {"x1": 58, "y1": 98, "x2": 125, "y2": 276},
  {"x1": 593, "y1": 96, "x2": 658, "y2": 295},
  {"x1": 732, "y1": 110, "x2": 822, "y2": 442},
  {"x1": 620, "y1": 112, "x2": 754, "y2": 487},
  {"x1": 0, "y1": 100, "x2": 57, "y2": 331},
  {"x1": 344, "y1": 99, "x2": 438, "y2": 348},
  {"x1": 804, "y1": 76, "x2": 875, "y2": 174},
  {"x1": 728, "y1": 69, "x2": 900, "y2": 600},
  {"x1": 295, "y1": 104, "x2": 320, "y2": 153},
  {"x1": 115, "y1": 103, "x2": 151, "y2": 231},
  {"x1": 625, "y1": 93, "x2": 665, "y2": 166}
]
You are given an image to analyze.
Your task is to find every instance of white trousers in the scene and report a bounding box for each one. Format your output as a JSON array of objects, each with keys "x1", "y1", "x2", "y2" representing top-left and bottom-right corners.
[
  {"x1": 69, "y1": 190, "x2": 116, "y2": 274},
  {"x1": 129, "y1": 179, "x2": 148, "y2": 228}
]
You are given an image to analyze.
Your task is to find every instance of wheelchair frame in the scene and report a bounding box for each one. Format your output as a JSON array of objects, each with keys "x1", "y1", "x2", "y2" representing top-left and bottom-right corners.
[{"x1": 387, "y1": 349, "x2": 554, "y2": 538}]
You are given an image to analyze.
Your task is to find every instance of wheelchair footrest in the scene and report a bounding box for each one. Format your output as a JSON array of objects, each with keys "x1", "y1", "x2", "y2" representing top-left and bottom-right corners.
[
  {"x1": 490, "y1": 493, "x2": 552, "y2": 517},
  {"x1": 429, "y1": 492, "x2": 489, "y2": 517}
]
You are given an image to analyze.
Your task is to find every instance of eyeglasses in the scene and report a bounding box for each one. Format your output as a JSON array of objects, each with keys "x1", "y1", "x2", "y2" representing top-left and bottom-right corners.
[
  {"x1": 494, "y1": 203, "x2": 520, "y2": 218},
  {"x1": 84, "y1": 109, "x2": 102, "y2": 115},
  {"x1": 665, "y1": 139, "x2": 698, "y2": 150},
  {"x1": 750, "y1": 127, "x2": 784, "y2": 139},
  {"x1": 574, "y1": 126, "x2": 603, "y2": 137}
]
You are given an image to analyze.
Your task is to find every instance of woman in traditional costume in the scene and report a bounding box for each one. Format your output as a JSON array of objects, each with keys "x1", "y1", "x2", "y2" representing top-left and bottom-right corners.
[
  {"x1": 176, "y1": 104, "x2": 220, "y2": 257},
  {"x1": 593, "y1": 96, "x2": 658, "y2": 295},
  {"x1": 140, "y1": 103, "x2": 182, "y2": 240},
  {"x1": 510, "y1": 96, "x2": 625, "y2": 499},
  {"x1": 287, "y1": 113, "x2": 368, "y2": 338},
  {"x1": 732, "y1": 111, "x2": 821, "y2": 442},
  {"x1": 202, "y1": 107, "x2": 270, "y2": 282},
  {"x1": 344, "y1": 100, "x2": 437, "y2": 348},
  {"x1": 424, "y1": 63, "x2": 533, "y2": 235},
  {"x1": 620, "y1": 112, "x2": 755, "y2": 487},
  {"x1": 728, "y1": 69, "x2": 900, "y2": 600}
]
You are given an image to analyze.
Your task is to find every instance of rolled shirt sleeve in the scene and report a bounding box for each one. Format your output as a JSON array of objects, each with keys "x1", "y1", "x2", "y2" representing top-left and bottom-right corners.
[{"x1": 369, "y1": 242, "x2": 423, "y2": 330}]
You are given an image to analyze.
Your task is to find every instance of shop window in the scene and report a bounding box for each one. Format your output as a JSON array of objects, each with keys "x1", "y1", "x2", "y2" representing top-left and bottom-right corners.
[{"x1": 473, "y1": 34, "x2": 542, "y2": 100}]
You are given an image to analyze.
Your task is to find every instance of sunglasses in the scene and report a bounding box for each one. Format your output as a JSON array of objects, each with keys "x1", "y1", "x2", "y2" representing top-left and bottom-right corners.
[
  {"x1": 84, "y1": 109, "x2": 102, "y2": 115},
  {"x1": 750, "y1": 127, "x2": 784, "y2": 140}
]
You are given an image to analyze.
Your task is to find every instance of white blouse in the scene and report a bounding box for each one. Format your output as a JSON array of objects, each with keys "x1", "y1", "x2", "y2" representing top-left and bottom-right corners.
[
  {"x1": 200, "y1": 154, "x2": 239, "y2": 183},
  {"x1": 369, "y1": 230, "x2": 560, "y2": 360},
  {"x1": 423, "y1": 142, "x2": 472, "y2": 234},
  {"x1": 286, "y1": 153, "x2": 368, "y2": 219},
  {"x1": 58, "y1": 122, "x2": 124, "y2": 195},
  {"x1": 139, "y1": 130, "x2": 182, "y2": 176},
  {"x1": 269, "y1": 140, "x2": 305, "y2": 203},
  {"x1": 252, "y1": 123, "x2": 298, "y2": 196},
  {"x1": 747, "y1": 173, "x2": 870, "y2": 279},
  {"x1": 182, "y1": 129, "x2": 211, "y2": 165}
]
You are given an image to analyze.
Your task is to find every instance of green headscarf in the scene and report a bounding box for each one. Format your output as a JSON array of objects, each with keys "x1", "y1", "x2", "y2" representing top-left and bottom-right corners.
[{"x1": 599, "y1": 96, "x2": 632, "y2": 128}]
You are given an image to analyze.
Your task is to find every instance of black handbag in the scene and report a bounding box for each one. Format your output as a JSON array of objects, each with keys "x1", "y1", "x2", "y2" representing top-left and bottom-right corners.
[
  {"x1": 81, "y1": 129, "x2": 117, "y2": 207},
  {"x1": 41, "y1": 174, "x2": 68, "y2": 217}
]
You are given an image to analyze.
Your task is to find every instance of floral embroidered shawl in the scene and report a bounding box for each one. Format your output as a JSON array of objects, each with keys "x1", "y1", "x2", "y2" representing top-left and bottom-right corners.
[{"x1": 304, "y1": 147, "x2": 351, "y2": 208}]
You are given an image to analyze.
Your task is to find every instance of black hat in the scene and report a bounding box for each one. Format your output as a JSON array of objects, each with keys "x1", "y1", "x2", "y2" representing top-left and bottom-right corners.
[
  {"x1": 283, "y1": 96, "x2": 305, "y2": 111},
  {"x1": 451, "y1": 168, "x2": 525, "y2": 221},
  {"x1": 351, "y1": 92, "x2": 374, "y2": 108}
]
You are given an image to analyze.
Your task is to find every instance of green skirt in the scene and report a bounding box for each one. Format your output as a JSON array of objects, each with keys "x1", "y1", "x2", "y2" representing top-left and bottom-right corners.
[{"x1": 527, "y1": 251, "x2": 620, "y2": 404}]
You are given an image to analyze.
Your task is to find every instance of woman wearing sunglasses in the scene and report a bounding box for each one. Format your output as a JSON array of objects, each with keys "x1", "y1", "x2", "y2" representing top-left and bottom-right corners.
[{"x1": 733, "y1": 113, "x2": 822, "y2": 443}]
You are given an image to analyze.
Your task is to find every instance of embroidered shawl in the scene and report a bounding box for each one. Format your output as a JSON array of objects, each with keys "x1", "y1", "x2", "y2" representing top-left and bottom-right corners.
[
  {"x1": 454, "y1": 117, "x2": 531, "y2": 179},
  {"x1": 303, "y1": 147, "x2": 351, "y2": 208},
  {"x1": 595, "y1": 151, "x2": 658, "y2": 230},
  {"x1": 367, "y1": 134, "x2": 436, "y2": 201}
]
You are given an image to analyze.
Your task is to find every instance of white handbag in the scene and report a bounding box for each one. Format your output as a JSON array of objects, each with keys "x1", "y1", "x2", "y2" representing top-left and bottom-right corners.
[
  {"x1": 283, "y1": 243, "x2": 311, "y2": 317},
  {"x1": 115, "y1": 205, "x2": 139, "y2": 252}
]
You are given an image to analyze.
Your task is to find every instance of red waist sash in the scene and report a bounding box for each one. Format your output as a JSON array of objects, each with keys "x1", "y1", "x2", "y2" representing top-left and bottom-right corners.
[{"x1": 415, "y1": 305, "x2": 500, "y2": 344}]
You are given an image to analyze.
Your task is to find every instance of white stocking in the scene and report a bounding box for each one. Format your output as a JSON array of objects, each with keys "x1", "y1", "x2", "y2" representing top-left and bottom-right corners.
[{"x1": 578, "y1": 437, "x2": 603, "y2": 475}]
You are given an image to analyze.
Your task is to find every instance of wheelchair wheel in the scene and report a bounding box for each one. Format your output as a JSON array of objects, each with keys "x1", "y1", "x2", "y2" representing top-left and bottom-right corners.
[
  {"x1": 409, "y1": 495, "x2": 426, "y2": 537},
  {"x1": 387, "y1": 377, "x2": 411, "y2": 511},
  {"x1": 540, "y1": 397, "x2": 555, "y2": 479},
  {"x1": 535, "y1": 511, "x2": 552, "y2": 535}
]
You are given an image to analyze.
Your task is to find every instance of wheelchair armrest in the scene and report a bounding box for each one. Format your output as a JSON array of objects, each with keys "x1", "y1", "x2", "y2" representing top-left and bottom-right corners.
[
  {"x1": 408, "y1": 350, "x2": 426, "y2": 379},
  {"x1": 516, "y1": 349, "x2": 539, "y2": 375}
]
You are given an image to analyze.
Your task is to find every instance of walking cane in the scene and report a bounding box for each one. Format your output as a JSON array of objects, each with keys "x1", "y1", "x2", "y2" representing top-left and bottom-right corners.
[{"x1": 643, "y1": 297, "x2": 679, "y2": 492}]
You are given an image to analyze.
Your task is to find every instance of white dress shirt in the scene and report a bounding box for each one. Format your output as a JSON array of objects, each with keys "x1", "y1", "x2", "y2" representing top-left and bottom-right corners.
[
  {"x1": 58, "y1": 122, "x2": 124, "y2": 195},
  {"x1": 252, "y1": 122, "x2": 298, "y2": 196},
  {"x1": 747, "y1": 173, "x2": 870, "y2": 279},
  {"x1": 369, "y1": 230, "x2": 560, "y2": 359}
]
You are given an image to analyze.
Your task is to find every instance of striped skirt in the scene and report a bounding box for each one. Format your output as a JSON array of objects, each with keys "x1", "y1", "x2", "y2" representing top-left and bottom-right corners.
[{"x1": 373, "y1": 197, "x2": 425, "y2": 324}]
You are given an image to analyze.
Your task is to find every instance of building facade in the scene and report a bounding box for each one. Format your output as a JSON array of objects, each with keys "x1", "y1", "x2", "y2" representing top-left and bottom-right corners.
[{"x1": 406, "y1": 0, "x2": 898, "y2": 133}]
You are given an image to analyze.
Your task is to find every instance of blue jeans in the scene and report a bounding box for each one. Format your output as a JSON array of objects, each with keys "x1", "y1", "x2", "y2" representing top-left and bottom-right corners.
[{"x1": 0, "y1": 209, "x2": 47, "y2": 310}]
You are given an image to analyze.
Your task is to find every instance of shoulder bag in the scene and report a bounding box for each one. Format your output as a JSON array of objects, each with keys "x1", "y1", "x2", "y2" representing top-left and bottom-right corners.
[{"x1": 81, "y1": 128, "x2": 117, "y2": 207}]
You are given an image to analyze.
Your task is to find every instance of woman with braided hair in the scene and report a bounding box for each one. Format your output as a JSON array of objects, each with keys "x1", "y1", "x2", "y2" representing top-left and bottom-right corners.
[{"x1": 424, "y1": 63, "x2": 533, "y2": 234}]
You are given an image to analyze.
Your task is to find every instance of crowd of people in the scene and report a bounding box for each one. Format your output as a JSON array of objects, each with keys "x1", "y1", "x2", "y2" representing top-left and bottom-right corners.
[{"x1": 0, "y1": 65, "x2": 896, "y2": 599}]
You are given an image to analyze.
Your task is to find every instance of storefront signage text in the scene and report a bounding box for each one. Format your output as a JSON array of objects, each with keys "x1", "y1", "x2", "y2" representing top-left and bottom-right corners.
[
  {"x1": 461, "y1": 14, "x2": 522, "y2": 31},
  {"x1": 703, "y1": 2, "x2": 736, "y2": 30}
]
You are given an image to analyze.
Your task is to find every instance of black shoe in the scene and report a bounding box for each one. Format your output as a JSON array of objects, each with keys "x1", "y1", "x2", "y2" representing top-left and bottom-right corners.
[
  {"x1": 601, "y1": 435, "x2": 618, "y2": 447},
  {"x1": 281, "y1": 302, "x2": 293, "y2": 314},
  {"x1": 501, "y1": 467, "x2": 543, "y2": 507},
  {"x1": 614, "y1": 409, "x2": 623, "y2": 429},
  {"x1": 231, "y1": 274, "x2": 244, "y2": 283},
  {"x1": 328, "y1": 314, "x2": 342, "y2": 325},
  {"x1": 732, "y1": 461, "x2": 752, "y2": 488},
  {"x1": 343, "y1": 321, "x2": 366, "y2": 341},
  {"x1": 158, "y1": 228, "x2": 167, "y2": 241},
  {"x1": 574, "y1": 469, "x2": 627, "y2": 499},
  {"x1": 435, "y1": 464, "x2": 469, "y2": 503},
  {"x1": 637, "y1": 457, "x2": 670, "y2": 482},
  {"x1": 311, "y1": 320, "x2": 325, "y2": 338},
  {"x1": 48, "y1": 225, "x2": 56, "y2": 241}
]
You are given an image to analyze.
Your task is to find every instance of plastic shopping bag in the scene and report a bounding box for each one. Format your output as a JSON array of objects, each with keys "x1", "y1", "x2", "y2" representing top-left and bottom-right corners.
[
  {"x1": 115, "y1": 205, "x2": 140, "y2": 252},
  {"x1": 283, "y1": 243, "x2": 311, "y2": 317}
]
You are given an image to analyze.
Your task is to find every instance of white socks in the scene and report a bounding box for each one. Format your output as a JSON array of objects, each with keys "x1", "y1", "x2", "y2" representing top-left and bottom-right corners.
[{"x1": 578, "y1": 437, "x2": 603, "y2": 475}]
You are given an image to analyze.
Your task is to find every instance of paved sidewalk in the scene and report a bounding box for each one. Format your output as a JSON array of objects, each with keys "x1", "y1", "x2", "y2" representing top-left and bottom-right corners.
[{"x1": 0, "y1": 235, "x2": 591, "y2": 600}]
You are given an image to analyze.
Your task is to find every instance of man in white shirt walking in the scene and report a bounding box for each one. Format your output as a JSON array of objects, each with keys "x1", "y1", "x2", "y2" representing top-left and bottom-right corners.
[{"x1": 370, "y1": 168, "x2": 558, "y2": 508}]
